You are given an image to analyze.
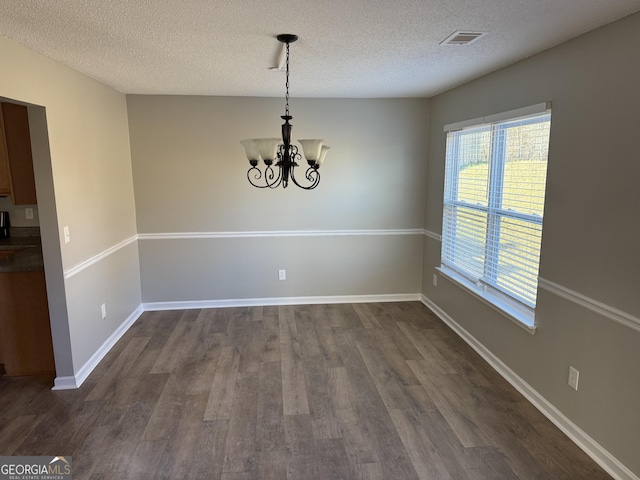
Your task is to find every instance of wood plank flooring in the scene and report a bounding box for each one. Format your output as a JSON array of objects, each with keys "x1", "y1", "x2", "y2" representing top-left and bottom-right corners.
[{"x1": 0, "y1": 302, "x2": 612, "y2": 479}]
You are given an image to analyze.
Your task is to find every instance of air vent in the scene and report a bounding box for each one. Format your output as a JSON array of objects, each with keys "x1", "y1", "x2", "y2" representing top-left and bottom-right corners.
[{"x1": 440, "y1": 31, "x2": 488, "y2": 45}]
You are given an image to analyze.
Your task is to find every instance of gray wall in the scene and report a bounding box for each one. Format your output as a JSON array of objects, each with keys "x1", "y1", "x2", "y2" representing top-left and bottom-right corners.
[
  {"x1": 423, "y1": 12, "x2": 640, "y2": 475},
  {"x1": 0, "y1": 36, "x2": 141, "y2": 378},
  {"x1": 127, "y1": 96, "x2": 428, "y2": 303}
]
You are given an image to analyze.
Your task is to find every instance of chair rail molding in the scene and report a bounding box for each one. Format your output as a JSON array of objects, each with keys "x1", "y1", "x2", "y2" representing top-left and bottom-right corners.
[
  {"x1": 138, "y1": 228, "x2": 425, "y2": 240},
  {"x1": 63, "y1": 235, "x2": 138, "y2": 279},
  {"x1": 538, "y1": 277, "x2": 640, "y2": 334}
]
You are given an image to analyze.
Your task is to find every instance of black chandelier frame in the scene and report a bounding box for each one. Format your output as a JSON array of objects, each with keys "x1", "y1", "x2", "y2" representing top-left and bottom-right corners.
[{"x1": 244, "y1": 34, "x2": 325, "y2": 190}]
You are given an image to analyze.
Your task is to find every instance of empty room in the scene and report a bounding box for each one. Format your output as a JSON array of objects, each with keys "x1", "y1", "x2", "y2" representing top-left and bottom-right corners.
[{"x1": 0, "y1": 1, "x2": 639, "y2": 479}]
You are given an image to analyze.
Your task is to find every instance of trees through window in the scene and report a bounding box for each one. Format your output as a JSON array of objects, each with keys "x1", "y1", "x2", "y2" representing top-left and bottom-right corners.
[{"x1": 441, "y1": 106, "x2": 551, "y2": 320}]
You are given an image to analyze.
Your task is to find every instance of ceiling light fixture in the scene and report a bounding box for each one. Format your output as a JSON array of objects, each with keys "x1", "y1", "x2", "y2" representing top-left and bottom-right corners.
[{"x1": 241, "y1": 34, "x2": 329, "y2": 189}]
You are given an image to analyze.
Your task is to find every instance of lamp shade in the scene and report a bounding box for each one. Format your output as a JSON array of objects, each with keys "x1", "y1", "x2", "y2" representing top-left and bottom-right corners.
[
  {"x1": 298, "y1": 139, "x2": 325, "y2": 162},
  {"x1": 240, "y1": 139, "x2": 261, "y2": 162},
  {"x1": 254, "y1": 138, "x2": 282, "y2": 162},
  {"x1": 316, "y1": 145, "x2": 330, "y2": 166}
]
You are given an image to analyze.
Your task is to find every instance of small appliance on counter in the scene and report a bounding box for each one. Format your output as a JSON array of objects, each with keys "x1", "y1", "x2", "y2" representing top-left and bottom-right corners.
[{"x1": 0, "y1": 211, "x2": 10, "y2": 238}]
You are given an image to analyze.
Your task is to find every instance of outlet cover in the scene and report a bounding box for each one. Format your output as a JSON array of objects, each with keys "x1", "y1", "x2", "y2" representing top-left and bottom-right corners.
[
  {"x1": 568, "y1": 366, "x2": 579, "y2": 391},
  {"x1": 101, "y1": 303, "x2": 107, "y2": 319},
  {"x1": 278, "y1": 269, "x2": 286, "y2": 281}
]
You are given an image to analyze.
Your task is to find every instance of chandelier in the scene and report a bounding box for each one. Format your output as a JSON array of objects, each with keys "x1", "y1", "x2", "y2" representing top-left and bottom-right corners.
[{"x1": 241, "y1": 34, "x2": 329, "y2": 189}]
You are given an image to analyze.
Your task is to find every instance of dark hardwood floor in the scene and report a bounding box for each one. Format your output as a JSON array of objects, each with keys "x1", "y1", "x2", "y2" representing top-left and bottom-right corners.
[{"x1": 0, "y1": 302, "x2": 612, "y2": 479}]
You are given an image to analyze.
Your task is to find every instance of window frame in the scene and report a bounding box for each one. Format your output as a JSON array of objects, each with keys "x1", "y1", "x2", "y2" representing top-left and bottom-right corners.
[{"x1": 439, "y1": 103, "x2": 551, "y2": 331}]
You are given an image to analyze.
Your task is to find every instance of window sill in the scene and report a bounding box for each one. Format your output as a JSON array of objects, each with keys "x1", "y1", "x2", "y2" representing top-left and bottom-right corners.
[{"x1": 436, "y1": 266, "x2": 537, "y2": 335}]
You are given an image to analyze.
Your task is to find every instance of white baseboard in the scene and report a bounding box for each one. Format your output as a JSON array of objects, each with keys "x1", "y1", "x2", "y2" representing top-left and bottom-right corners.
[
  {"x1": 420, "y1": 295, "x2": 638, "y2": 480},
  {"x1": 143, "y1": 293, "x2": 421, "y2": 311},
  {"x1": 51, "y1": 375, "x2": 77, "y2": 390},
  {"x1": 52, "y1": 305, "x2": 144, "y2": 390}
]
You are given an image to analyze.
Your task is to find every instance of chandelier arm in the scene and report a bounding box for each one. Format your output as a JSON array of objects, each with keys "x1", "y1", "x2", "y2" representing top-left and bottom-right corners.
[
  {"x1": 247, "y1": 165, "x2": 283, "y2": 188},
  {"x1": 290, "y1": 144, "x2": 301, "y2": 164},
  {"x1": 247, "y1": 166, "x2": 269, "y2": 189},
  {"x1": 265, "y1": 164, "x2": 283, "y2": 188},
  {"x1": 289, "y1": 165, "x2": 321, "y2": 190},
  {"x1": 268, "y1": 166, "x2": 284, "y2": 188}
]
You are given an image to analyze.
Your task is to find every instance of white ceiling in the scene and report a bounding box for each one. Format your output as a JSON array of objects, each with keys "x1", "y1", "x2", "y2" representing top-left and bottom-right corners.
[{"x1": 0, "y1": 0, "x2": 639, "y2": 98}]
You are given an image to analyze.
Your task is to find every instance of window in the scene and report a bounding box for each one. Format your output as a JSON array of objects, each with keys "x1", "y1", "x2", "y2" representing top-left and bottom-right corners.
[{"x1": 440, "y1": 103, "x2": 551, "y2": 327}]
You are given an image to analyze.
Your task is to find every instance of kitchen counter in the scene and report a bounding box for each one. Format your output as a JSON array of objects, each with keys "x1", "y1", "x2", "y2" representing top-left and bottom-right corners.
[{"x1": 0, "y1": 232, "x2": 44, "y2": 273}]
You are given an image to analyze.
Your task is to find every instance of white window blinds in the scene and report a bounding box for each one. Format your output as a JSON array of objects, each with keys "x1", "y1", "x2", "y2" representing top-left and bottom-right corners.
[{"x1": 441, "y1": 108, "x2": 551, "y2": 308}]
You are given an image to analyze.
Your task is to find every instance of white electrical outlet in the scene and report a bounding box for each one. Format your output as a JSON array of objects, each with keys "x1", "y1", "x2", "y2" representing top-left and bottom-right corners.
[
  {"x1": 433, "y1": 273, "x2": 438, "y2": 286},
  {"x1": 63, "y1": 226, "x2": 70, "y2": 244},
  {"x1": 568, "y1": 366, "x2": 579, "y2": 391},
  {"x1": 278, "y1": 269, "x2": 286, "y2": 281},
  {"x1": 101, "y1": 303, "x2": 107, "y2": 319},
  {"x1": 25, "y1": 207, "x2": 34, "y2": 220}
]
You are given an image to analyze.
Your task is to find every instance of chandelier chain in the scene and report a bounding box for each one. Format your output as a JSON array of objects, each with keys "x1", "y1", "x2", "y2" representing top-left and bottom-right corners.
[{"x1": 285, "y1": 42, "x2": 290, "y2": 117}]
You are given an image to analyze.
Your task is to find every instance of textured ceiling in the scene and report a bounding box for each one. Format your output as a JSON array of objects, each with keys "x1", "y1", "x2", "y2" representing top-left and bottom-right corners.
[{"x1": 0, "y1": 0, "x2": 639, "y2": 98}]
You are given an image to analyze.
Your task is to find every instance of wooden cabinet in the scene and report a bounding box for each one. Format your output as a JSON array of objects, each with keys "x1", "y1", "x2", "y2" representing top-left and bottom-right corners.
[
  {"x1": 0, "y1": 271, "x2": 55, "y2": 376},
  {"x1": 0, "y1": 102, "x2": 38, "y2": 205},
  {"x1": 0, "y1": 109, "x2": 12, "y2": 197}
]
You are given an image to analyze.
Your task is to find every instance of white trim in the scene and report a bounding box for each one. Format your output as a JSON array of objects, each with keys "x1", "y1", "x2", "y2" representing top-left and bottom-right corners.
[
  {"x1": 444, "y1": 102, "x2": 551, "y2": 131},
  {"x1": 63, "y1": 235, "x2": 138, "y2": 279},
  {"x1": 437, "y1": 266, "x2": 536, "y2": 333},
  {"x1": 484, "y1": 102, "x2": 551, "y2": 123},
  {"x1": 52, "y1": 305, "x2": 143, "y2": 390},
  {"x1": 61, "y1": 229, "x2": 423, "y2": 279},
  {"x1": 423, "y1": 229, "x2": 442, "y2": 241},
  {"x1": 443, "y1": 116, "x2": 484, "y2": 132},
  {"x1": 539, "y1": 278, "x2": 640, "y2": 335},
  {"x1": 51, "y1": 375, "x2": 77, "y2": 390},
  {"x1": 143, "y1": 293, "x2": 421, "y2": 311},
  {"x1": 421, "y1": 295, "x2": 639, "y2": 480},
  {"x1": 138, "y1": 229, "x2": 424, "y2": 240}
]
